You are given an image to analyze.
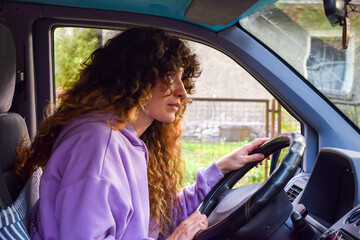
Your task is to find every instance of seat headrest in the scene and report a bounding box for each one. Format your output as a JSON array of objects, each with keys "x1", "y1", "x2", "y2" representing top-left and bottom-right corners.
[{"x1": 0, "y1": 24, "x2": 16, "y2": 113}]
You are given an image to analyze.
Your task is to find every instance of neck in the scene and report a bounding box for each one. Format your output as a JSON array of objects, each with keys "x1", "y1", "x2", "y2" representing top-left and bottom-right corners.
[{"x1": 131, "y1": 110, "x2": 153, "y2": 137}]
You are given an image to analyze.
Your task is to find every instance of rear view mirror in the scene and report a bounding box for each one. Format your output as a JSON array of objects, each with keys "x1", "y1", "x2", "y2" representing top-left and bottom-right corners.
[
  {"x1": 323, "y1": 0, "x2": 351, "y2": 49},
  {"x1": 323, "y1": 0, "x2": 346, "y2": 26}
]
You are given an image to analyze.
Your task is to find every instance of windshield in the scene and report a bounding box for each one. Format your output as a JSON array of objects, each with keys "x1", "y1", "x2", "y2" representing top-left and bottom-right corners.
[{"x1": 239, "y1": 0, "x2": 360, "y2": 130}]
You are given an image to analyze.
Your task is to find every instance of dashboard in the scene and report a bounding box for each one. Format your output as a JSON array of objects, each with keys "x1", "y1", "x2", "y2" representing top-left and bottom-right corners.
[{"x1": 286, "y1": 148, "x2": 360, "y2": 239}]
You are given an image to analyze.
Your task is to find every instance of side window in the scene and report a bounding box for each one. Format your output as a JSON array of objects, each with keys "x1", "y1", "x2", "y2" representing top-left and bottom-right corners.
[
  {"x1": 184, "y1": 42, "x2": 300, "y2": 186},
  {"x1": 54, "y1": 27, "x2": 300, "y2": 186},
  {"x1": 54, "y1": 27, "x2": 102, "y2": 96}
]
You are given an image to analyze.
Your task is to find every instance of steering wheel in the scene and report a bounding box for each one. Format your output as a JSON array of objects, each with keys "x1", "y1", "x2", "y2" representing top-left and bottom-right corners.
[{"x1": 194, "y1": 132, "x2": 306, "y2": 240}]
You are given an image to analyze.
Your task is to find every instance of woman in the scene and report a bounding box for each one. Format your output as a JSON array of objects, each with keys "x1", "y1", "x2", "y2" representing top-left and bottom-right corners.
[{"x1": 16, "y1": 27, "x2": 267, "y2": 240}]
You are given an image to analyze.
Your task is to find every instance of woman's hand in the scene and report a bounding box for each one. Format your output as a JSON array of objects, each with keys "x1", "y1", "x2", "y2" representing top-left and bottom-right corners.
[
  {"x1": 215, "y1": 138, "x2": 269, "y2": 175},
  {"x1": 166, "y1": 211, "x2": 207, "y2": 240}
]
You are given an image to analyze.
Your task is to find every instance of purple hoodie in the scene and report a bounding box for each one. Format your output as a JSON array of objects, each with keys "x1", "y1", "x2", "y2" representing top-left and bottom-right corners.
[{"x1": 29, "y1": 114, "x2": 223, "y2": 240}]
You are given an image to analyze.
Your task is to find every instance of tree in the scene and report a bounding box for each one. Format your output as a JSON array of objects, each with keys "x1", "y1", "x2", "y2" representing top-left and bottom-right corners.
[{"x1": 54, "y1": 27, "x2": 100, "y2": 93}]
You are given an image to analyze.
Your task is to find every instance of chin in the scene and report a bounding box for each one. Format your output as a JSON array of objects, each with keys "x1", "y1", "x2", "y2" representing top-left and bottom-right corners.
[{"x1": 158, "y1": 115, "x2": 176, "y2": 123}]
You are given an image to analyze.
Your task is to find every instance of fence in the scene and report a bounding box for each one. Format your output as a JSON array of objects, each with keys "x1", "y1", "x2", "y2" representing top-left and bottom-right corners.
[
  {"x1": 182, "y1": 98, "x2": 282, "y2": 142},
  {"x1": 181, "y1": 98, "x2": 290, "y2": 184}
]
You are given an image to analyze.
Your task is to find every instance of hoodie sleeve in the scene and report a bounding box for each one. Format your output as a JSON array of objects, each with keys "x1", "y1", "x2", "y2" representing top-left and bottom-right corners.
[{"x1": 174, "y1": 162, "x2": 223, "y2": 226}]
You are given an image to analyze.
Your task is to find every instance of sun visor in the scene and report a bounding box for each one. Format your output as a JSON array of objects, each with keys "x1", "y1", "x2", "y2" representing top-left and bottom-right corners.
[{"x1": 184, "y1": 0, "x2": 258, "y2": 26}]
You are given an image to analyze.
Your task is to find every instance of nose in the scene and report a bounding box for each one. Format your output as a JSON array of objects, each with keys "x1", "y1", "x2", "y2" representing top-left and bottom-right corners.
[{"x1": 173, "y1": 78, "x2": 187, "y2": 99}]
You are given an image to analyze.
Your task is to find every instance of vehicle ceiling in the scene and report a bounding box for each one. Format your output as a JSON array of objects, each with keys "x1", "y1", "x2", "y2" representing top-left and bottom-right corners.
[{"x1": 5, "y1": 0, "x2": 277, "y2": 32}]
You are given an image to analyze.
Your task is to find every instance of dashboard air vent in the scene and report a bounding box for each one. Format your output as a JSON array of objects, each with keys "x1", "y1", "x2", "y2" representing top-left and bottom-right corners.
[{"x1": 287, "y1": 184, "x2": 303, "y2": 202}]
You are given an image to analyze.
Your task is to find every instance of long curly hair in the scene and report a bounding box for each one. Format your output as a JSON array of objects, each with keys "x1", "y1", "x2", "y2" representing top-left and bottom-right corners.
[{"x1": 15, "y1": 27, "x2": 200, "y2": 236}]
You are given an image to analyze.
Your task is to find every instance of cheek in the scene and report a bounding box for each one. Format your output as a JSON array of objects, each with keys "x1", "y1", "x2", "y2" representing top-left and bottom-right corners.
[
  {"x1": 144, "y1": 96, "x2": 163, "y2": 115},
  {"x1": 149, "y1": 89, "x2": 170, "y2": 107},
  {"x1": 155, "y1": 82, "x2": 173, "y2": 96}
]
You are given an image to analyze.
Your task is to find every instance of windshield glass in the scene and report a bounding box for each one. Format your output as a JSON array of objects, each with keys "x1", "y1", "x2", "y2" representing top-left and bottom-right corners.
[{"x1": 239, "y1": 0, "x2": 360, "y2": 130}]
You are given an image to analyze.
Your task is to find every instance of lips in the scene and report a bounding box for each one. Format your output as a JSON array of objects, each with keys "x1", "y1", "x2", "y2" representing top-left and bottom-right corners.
[
  {"x1": 168, "y1": 103, "x2": 180, "y2": 111},
  {"x1": 169, "y1": 103, "x2": 180, "y2": 107}
]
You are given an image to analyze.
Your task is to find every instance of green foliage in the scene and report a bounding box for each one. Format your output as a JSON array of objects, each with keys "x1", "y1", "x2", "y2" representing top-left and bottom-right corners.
[
  {"x1": 281, "y1": 107, "x2": 301, "y2": 132},
  {"x1": 235, "y1": 164, "x2": 267, "y2": 187},
  {"x1": 275, "y1": 2, "x2": 360, "y2": 48},
  {"x1": 181, "y1": 139, "x2": 270, "y2": 187},
  {"x1": 276, "y1": 3, "x2": 331, "y2": 30},
  {"x1": 54, "y1": 27, "x2": 101, "y2": 90},
  {"x1": 337, "y1": 104, "x2": 360, "y2": 128},
  {"x1": 181, "y1": 140, "x2": 248, "y2": 186},
  {"x1": 181, "y1": 140, "x2": 292, "y2": 188}
]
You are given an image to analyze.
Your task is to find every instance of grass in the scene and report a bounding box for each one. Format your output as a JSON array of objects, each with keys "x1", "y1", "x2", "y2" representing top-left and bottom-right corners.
[
  {"x1": 180, "y1": 139, "x2": 291, "y2": 188},
  {"x1": 181, "y1": 139, "x2": 268, "y2": 187}
]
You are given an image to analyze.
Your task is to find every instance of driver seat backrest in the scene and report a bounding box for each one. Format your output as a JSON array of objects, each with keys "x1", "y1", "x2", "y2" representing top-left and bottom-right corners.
[{"x1": 0, "y1": 23, "x2": 29, "y2": 209}]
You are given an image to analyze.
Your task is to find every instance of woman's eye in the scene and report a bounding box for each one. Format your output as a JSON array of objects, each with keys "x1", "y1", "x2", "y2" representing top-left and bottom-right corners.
[{"x1": 166, "y1": 74, "x2": 175, "y2": 83}]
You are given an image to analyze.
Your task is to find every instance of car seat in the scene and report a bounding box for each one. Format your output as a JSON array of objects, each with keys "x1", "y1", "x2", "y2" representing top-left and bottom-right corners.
[{"x1": 0, "y1": 22, "x2": 32, "y2": 239}]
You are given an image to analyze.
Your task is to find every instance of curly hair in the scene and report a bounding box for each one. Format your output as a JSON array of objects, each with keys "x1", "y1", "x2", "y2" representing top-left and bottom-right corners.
[{"x1": 15, "y1": 26, "x2": 200, "y2": 236}]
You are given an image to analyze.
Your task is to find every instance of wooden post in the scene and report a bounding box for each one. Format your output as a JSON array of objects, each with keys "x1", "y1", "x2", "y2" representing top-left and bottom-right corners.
[
  {"x1": 277, "y1": 101, "x2": 281, "y2": 135},
  {"x1": 264, "y1": 99, "x2": 282, "y2": 179},
  {"x1": 271, "y1": 99, "x2": 275, "y2": 138},
  {"x1": 264, "y1": 100, "x2": 271, "y2": 180}
]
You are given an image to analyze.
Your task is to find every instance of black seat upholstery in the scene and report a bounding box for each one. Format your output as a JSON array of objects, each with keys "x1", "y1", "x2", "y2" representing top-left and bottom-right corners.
[{"x1": 0, "y1": 23, "x2": 29, "y2": 209}]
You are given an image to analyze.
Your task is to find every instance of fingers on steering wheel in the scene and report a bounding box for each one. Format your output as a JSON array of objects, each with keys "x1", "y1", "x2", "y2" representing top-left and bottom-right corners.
[
  {"x1": 187, "y1": 212, "x2": 208, "y2": 234},
  {"x1": 249, "y1": 138, "x2": 268, "y2": 150},
  {"x1": 255, "y1": 159, "x2": 265, "y2": 168}
]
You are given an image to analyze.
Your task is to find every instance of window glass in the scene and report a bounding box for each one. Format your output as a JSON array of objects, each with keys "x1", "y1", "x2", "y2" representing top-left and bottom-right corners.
[
  {"x1": 239, "y1": 1, "x2": 360, "y2": 129},
  {"x1": 54, "y1": 27, "x2": 102, "y2": 97},
  {"x1": 54, "y1": 27, "x2": 300, "y2": 187}
]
